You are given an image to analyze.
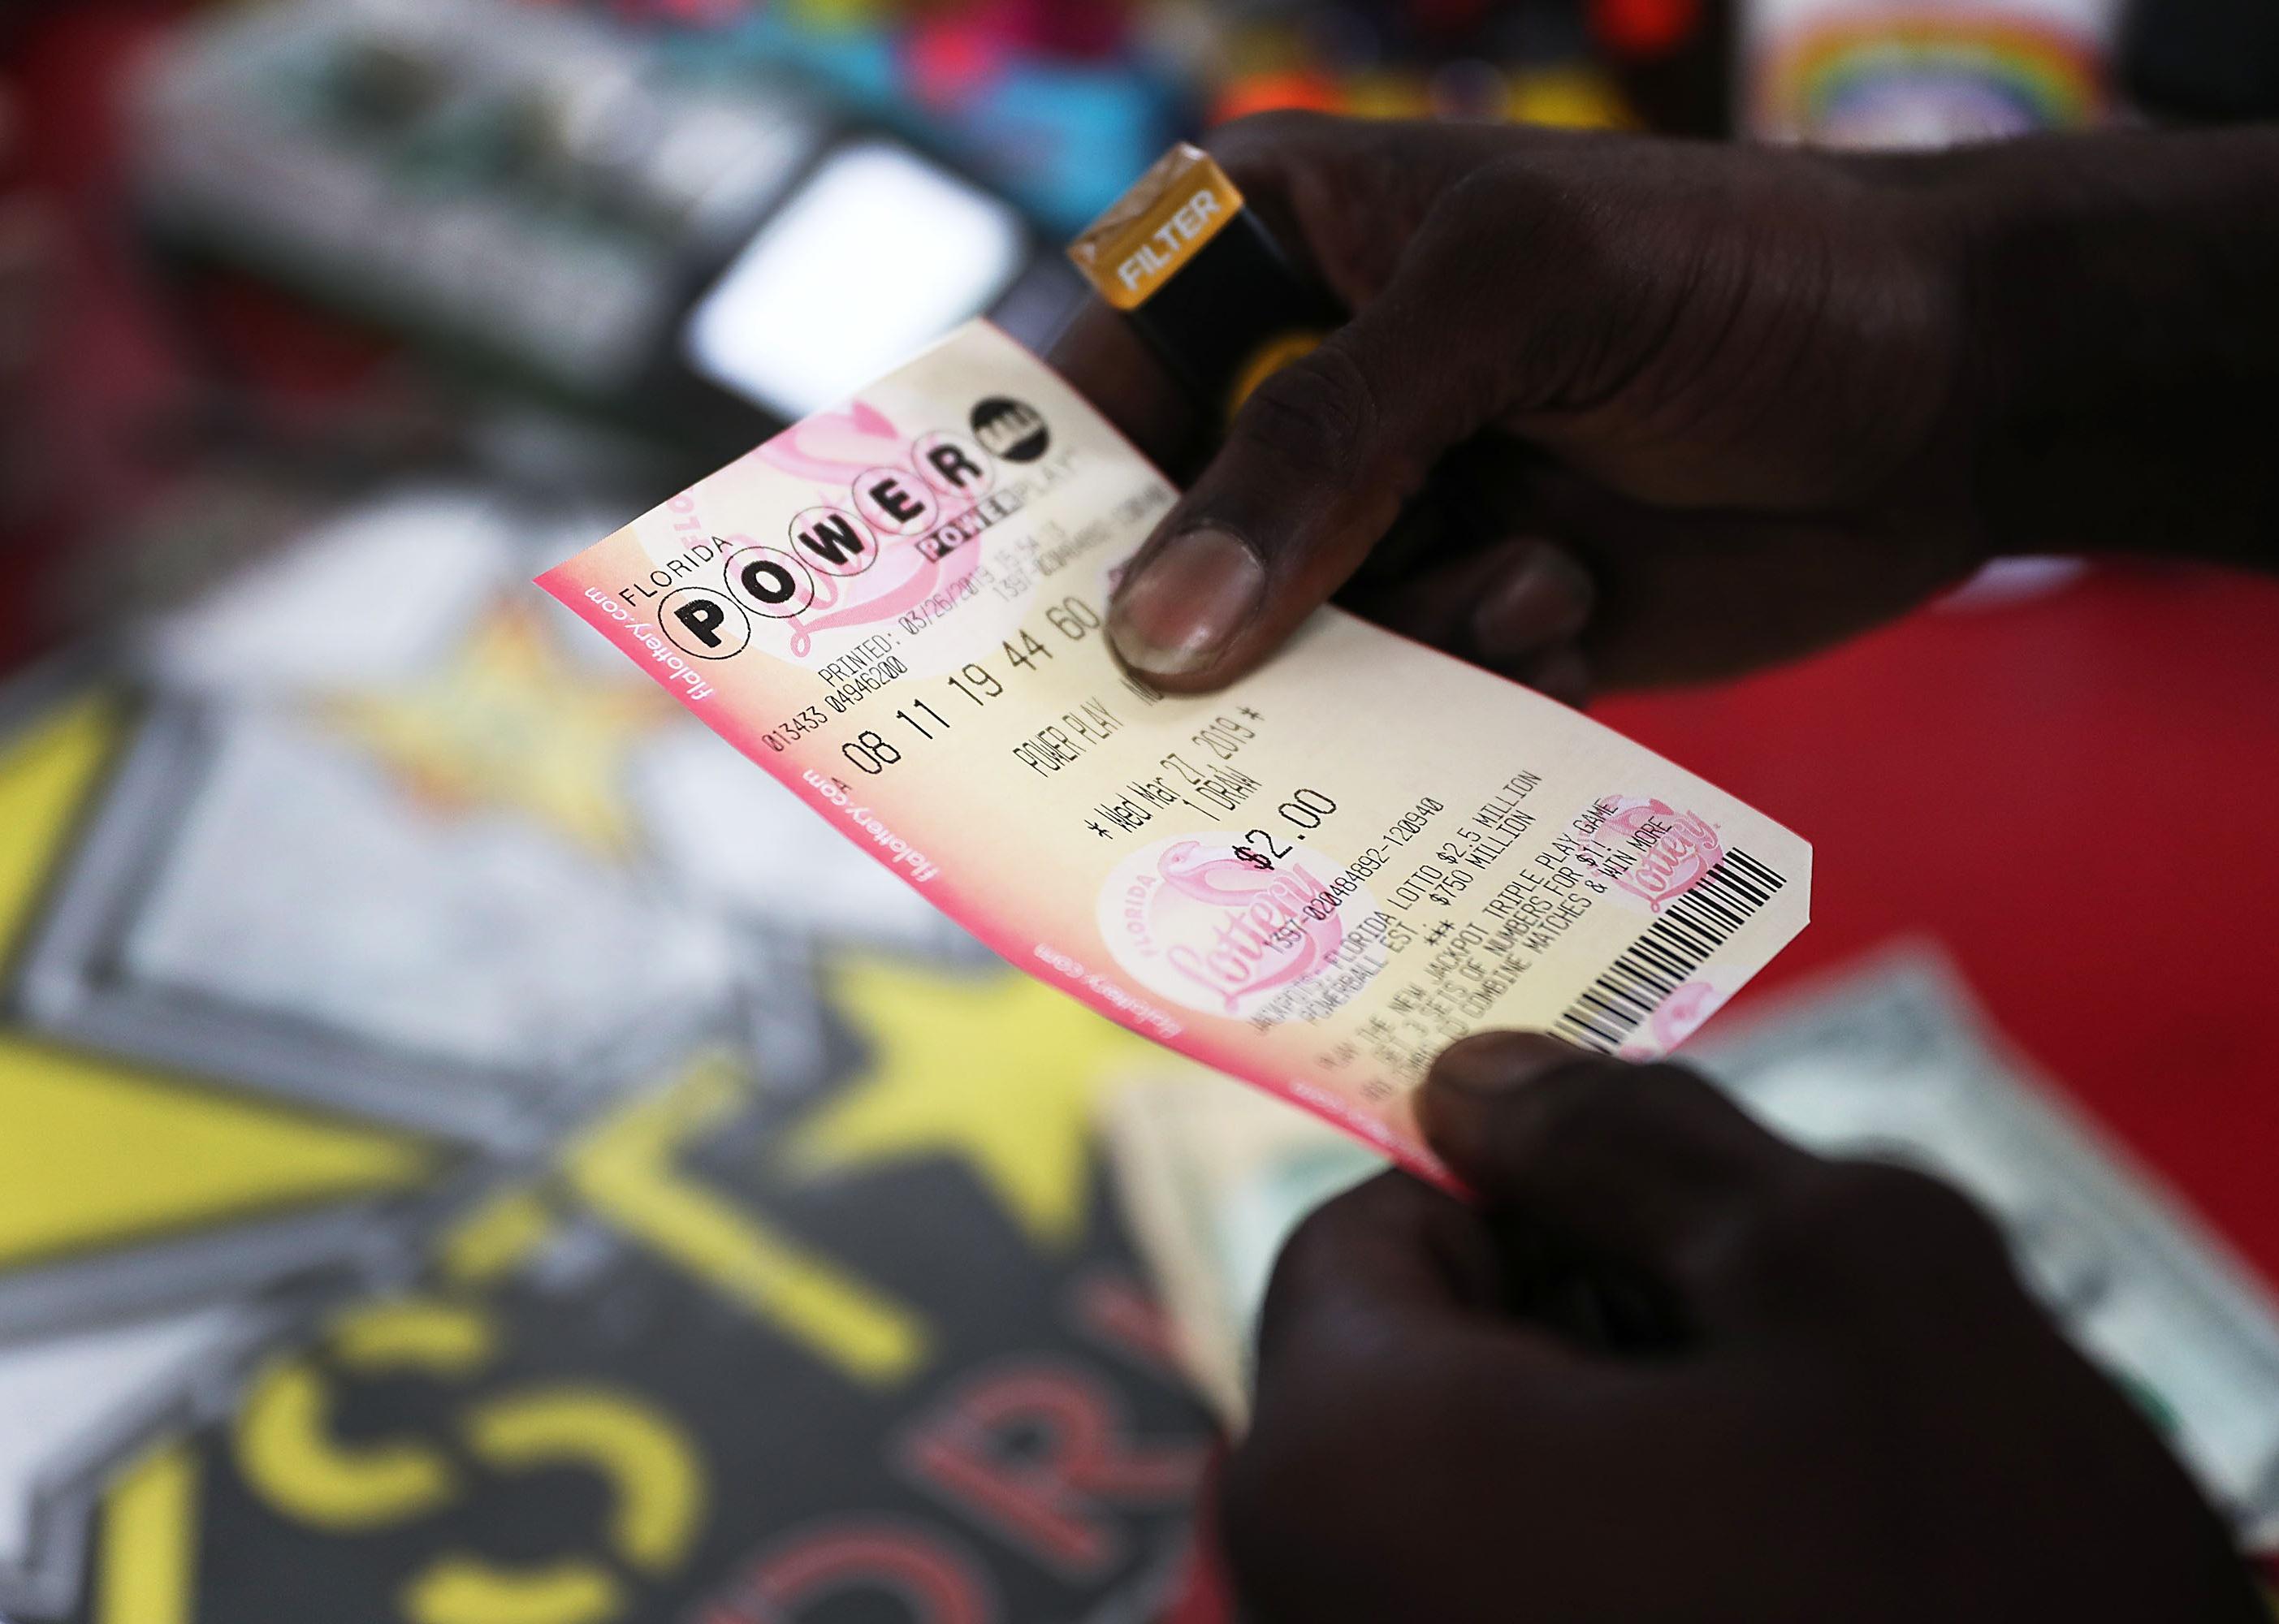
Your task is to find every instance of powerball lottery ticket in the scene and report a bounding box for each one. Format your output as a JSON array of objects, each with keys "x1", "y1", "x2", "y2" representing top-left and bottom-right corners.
[{"x1": 539, "y1": 321, "x2": 1811, "y2": 1186}]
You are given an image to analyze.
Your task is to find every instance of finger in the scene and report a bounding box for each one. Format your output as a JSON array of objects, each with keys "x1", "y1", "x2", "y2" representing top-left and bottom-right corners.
[
  {"x1": 1042, "y1": 296, "x2": 1210, "y2": 479},
  {"x1": 1053, "y1": 114, "x2": 1520, "y2": 484},
  {"x1": 1515, "y1": 468, "x2": 1981, "y2": 691},
  {"x1": 1511, "y1": 642, "x2": 1594, "y2": 709},
  {"x1": 1230, "y1": 1161, "x2": 1658, "y2": 1624},
  {"x1": 1104, "y1": 231, "x2": 1509, "y2": 689},
  {"x1": 1468, "y1": 544, "x2": 1598, "y2": 666},
  {"x1": 1251, "y1": 1168, "x2": 1582, "y2": 1393},
  {"x1": 1417, "y1": 1033, "x2": 1815, "y2": 1307},
  {"x1": 1358, "y1": 535, "x2": 1597, "y2": 679},
  {"x1": 1203, "y1": 112, "x2": 1568, "y2": 308}
]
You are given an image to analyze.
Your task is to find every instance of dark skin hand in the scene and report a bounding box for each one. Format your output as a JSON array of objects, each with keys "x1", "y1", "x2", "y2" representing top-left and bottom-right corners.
[
  {"x1": 1225, "y1": 1033, "x2": 2266, "y2": 1624},
  {"x1": 1045, "y1": 114, "x2": 2279, "y2": 1622},
  {"x1": 1049, "y1": 114, "x2": 2279, "y2": 702}
]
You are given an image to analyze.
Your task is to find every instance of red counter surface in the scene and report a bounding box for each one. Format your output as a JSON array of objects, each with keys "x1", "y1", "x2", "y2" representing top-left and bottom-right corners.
[{"x1": 1598, "y1": 561, "x2": 2279, "y2": 1292}]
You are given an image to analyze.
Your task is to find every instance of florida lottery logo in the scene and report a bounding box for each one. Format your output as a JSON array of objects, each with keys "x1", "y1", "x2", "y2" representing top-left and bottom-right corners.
[{"x1": 1098, "y1": 832, "x2": 1378, "y2": 1022}]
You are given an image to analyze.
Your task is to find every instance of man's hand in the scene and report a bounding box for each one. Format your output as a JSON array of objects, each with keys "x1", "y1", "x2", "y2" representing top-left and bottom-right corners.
[
  {"x1": 1060, "y1": 114, "x2": 1985, "y2": 701},
  {"x1": 1054, "y1": 114, "x2": 2279, "y2": 699},
  {"x1": 1223, "y1": 1033, "x2": 2264, "y2": 1623}
]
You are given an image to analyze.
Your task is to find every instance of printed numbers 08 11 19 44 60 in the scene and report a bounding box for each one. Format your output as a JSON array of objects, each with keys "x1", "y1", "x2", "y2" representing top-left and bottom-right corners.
[{"x1": 840, "y1": 596, "x2": 1105, "y2": 775}]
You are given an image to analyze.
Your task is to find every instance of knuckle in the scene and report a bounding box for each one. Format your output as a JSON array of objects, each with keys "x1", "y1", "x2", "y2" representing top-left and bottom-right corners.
[
  {"x1": 1225, "y1": 1380, "x2": 1374, "y2": 1553},
  {"x1": 1228, "y1": 343, "x2": 1382, "y2": 487},
  {"x1": 1220, "y1": 1426, "x2": 1345, "y2": 1617},
  {"x1": 1522, "y1": 1058, "x2": 1713, "y2": 1162},
  {"x1": 1252, "y1": 1173, "x2": 1450, "y2": 1393},
  {"x1": 1449, "y1": 154, "x2": 1584, "y2": 244},
  {"x1": 1255, "y1": 1177, "x2": 1381, "y2": 1325},
  {"x1": 1520, "y1": 1065, "x2": 1637, "y2": 1160},
  {"x1": 1270, "y1": 1193, "x2": 1356, "y2": 1284},
  {"x1": 1427, "y1": 156, "x2": 1632, "y2": 408},
  {"x1": 1818, "y1": 1160, "x2": 2004, "y2": 1259},
  {"x1": 1226, "y1": 1372, "x2": 1420, "y2": 1570},
  {"x1": 1625, "y1": 1057, "x2": 1732, "y2": 1112},
  {"x1": 1719, "y1": 1160, "x2": 2008, "y2": 1310}
]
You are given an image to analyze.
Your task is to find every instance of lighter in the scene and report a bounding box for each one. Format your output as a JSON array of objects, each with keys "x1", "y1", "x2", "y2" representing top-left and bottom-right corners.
[{"x1": 1066, "y1": 142, "x2": 1345, "y2": 426}]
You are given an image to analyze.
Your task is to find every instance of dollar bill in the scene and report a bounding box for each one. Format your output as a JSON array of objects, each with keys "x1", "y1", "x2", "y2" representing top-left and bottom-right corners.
[
  {"x1": 1104, "y1": 1072, "x2": 1380, "y2": 1427},
  {"x1": 1693, "y1": 948, "x2": 2279, "y2": 1545}
]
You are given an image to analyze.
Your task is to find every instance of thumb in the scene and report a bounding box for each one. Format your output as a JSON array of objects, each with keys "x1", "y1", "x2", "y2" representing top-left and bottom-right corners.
[
  {"x1": 1105, "y1": 248, "x2": 1498, "y2": 690},
  {"x1": 1417, "y1": 1032, "x2": 1810, "y2": 1290}
]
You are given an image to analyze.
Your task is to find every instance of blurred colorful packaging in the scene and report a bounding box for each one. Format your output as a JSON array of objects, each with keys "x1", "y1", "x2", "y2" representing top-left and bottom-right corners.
[{"x1": 1744, "y1": 0, "x2": 2121, "y2": 146}]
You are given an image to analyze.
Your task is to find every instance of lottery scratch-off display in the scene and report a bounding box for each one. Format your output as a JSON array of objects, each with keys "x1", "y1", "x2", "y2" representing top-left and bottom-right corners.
[{"x1": 0, "y1": 486, "x2": 1218, "y2": 1624}]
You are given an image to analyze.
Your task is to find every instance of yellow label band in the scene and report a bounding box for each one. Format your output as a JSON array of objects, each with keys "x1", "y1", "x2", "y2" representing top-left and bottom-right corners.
[
  {"x1": 1066, "y1": 142, "x2": 1244, "y2": 311},
  {"x1": 1224, "y1": 330, "x2": 1325, "y2": 419}
]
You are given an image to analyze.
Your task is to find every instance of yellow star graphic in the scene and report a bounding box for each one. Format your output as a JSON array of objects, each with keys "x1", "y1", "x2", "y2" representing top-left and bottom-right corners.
[
  {"x1": 0, "y1": 692, "x2": 124, "y2": 963},
  {"x1": 0, "y1": 693, "x2": 443, "y2": 1273},
  {"x1": 784, "y1": 958, "x2": 1157, "y2": 1251},
  {"x1": 328, "y1": 601, "x2": 672, "y2": 857}
]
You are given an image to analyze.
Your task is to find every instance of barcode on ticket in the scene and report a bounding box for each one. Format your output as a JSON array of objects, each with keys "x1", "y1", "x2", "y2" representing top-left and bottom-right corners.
[{"x1": 1553, "y1": 850, "x2": 1790, "y2": 1052}]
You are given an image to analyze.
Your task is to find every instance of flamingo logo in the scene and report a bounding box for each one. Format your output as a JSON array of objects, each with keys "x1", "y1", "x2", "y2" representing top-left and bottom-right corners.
[{"x1": 1098, "y1": 833, "x2": 1378, "y2": 1021}]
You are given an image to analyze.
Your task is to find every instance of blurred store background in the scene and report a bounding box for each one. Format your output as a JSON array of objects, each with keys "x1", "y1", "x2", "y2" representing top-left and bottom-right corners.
[{"x1": 2, "y1": 2, "x2": 2279, "y2": 1621}]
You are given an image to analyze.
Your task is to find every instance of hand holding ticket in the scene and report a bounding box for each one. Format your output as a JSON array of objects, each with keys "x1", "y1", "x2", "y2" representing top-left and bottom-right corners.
[{"x1": 538, "y1": 322, "x2": 1809, "y2": 1186}]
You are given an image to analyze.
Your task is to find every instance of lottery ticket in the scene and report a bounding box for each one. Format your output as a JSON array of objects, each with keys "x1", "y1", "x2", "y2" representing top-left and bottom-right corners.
[{"x1": 539, "y1": 322, "x2": 1811, "y2": 1186}]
